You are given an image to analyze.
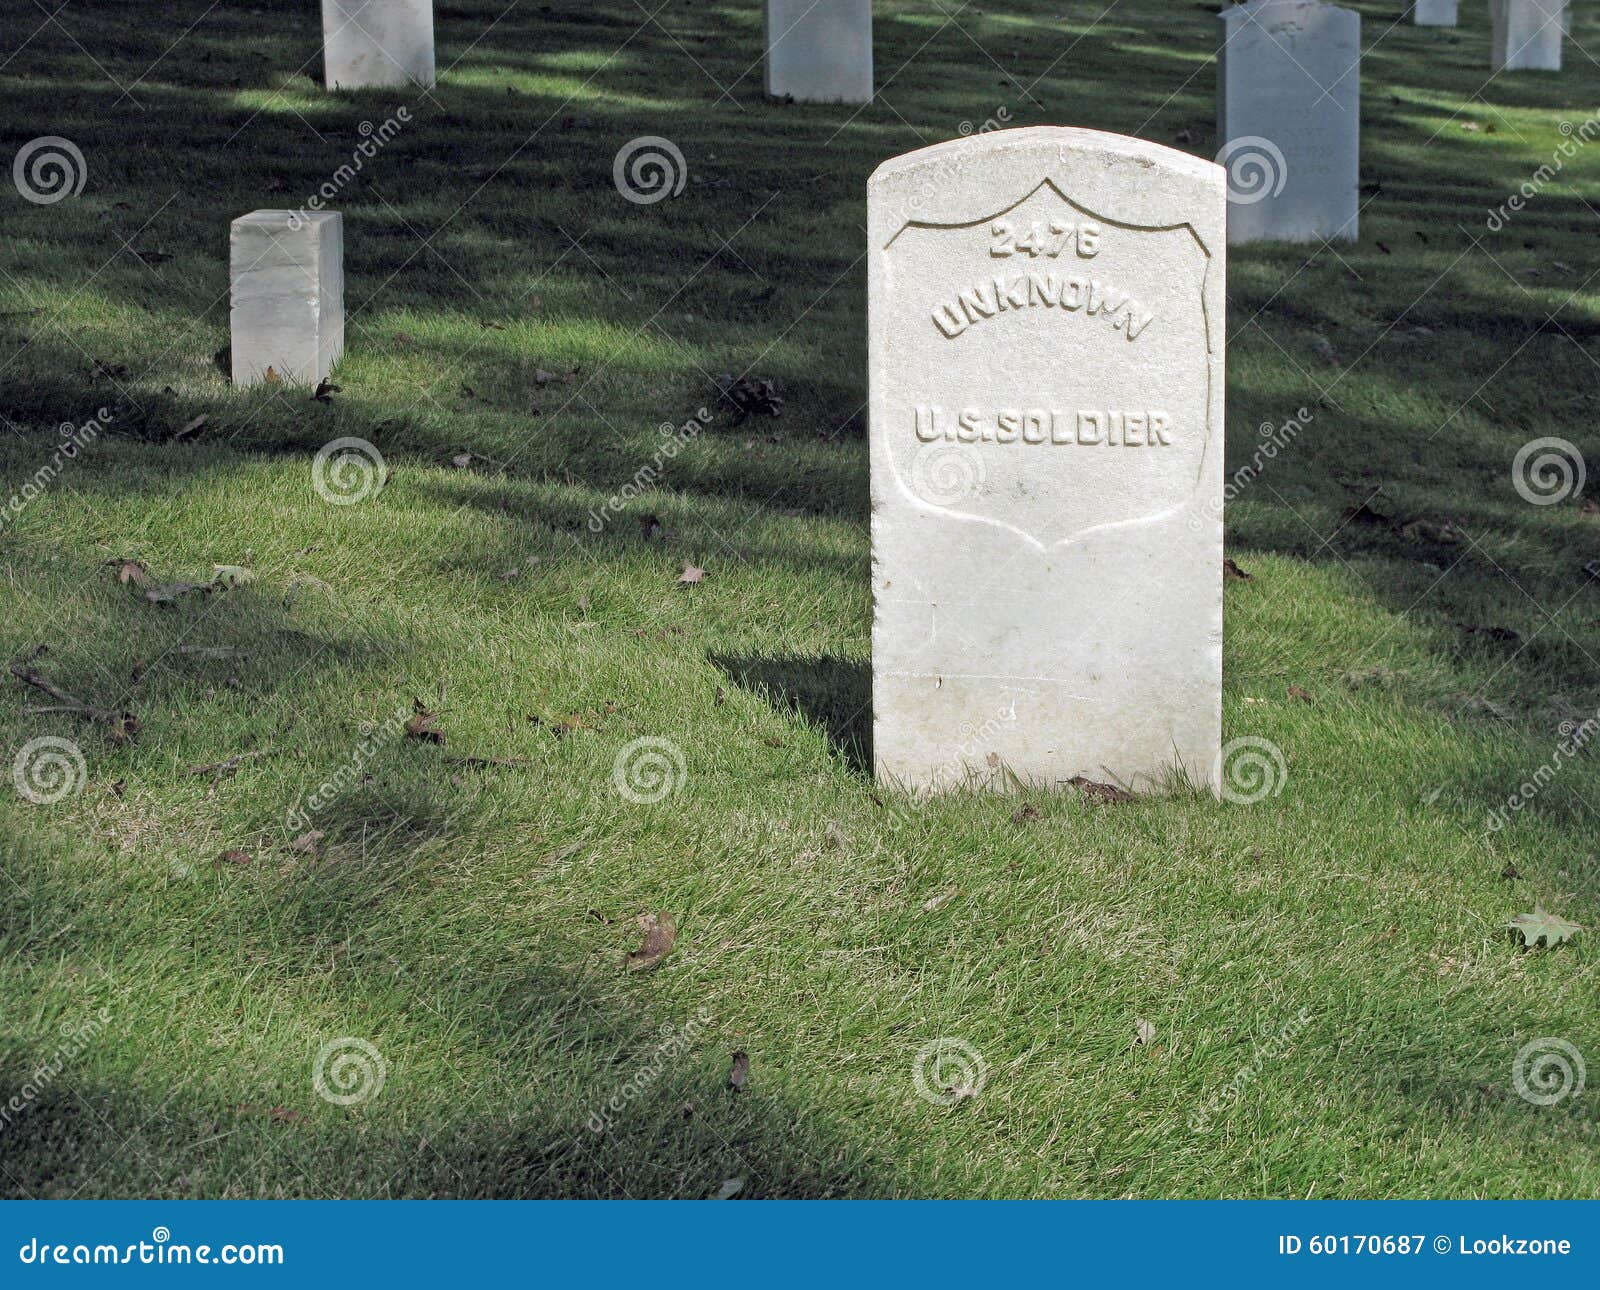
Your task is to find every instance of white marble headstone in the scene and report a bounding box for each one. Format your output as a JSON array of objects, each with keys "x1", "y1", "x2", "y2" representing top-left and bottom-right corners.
[
  {"x1": 1413, "y1": 0, "x2": 1458, "y2": 25},
  {"x1": 764, "y1": 0, "x2": 873, "y2": 103},
  {"x1": 1217, "y1": 0, "x2": 1360, "y2": 244},
  {"x1": 322, "y1": 0, "x2": 436, "y2": 90},
  {"x1": 1491, "y1": 0, "x2": 1564, "y2": 69},
  {"x1": 868, "y1": 127, "x2": 1225, "y2": 796},
  {"x1": 229, "y1": 211, "x2": 345, "y2": 389}
]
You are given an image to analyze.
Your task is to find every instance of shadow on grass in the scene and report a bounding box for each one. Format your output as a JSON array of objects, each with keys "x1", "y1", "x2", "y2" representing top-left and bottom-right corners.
[
  {"x1": 0, "y1": 1029, "x2": 889, "y2": 1199},
  {"x1": 710, "y1": 651, "x2": 871, "y2": 773}
]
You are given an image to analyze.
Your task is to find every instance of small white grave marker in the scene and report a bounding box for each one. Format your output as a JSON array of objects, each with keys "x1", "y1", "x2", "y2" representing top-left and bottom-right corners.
[
  {"x1": 1491, "y1": 0, "x2": 1564, "y2": 70},
  {"x1": 322, "y1": 0, "x2": 436, "y2": 90},
  {"x1": 764, "y1": 0, "x2": 873, "y2": 103},
  {"x1": 1413, "y1": 0, "x2": 1458, "y2": 26},
  {"x1": 1217, "y1": 0, "x2": 1361, "y2": 243},
  {"x1": 229, "y1": 211, "x2": 345, "y2": 389}
]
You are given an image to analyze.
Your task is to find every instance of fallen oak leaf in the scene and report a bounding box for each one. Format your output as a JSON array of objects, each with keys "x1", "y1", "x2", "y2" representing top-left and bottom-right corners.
[
  {"x1": 174, "y1": 414, "x2": 208, "y2": 440},
  {"x1": 678, "y1": 563, "x2": 705, "y2": 585},
  {"x1": 215, "y1": 849, "x2": 253, "y2": 867},
  {"x1": 311, "y1": 379, "x2": 341, "y2": 403},
  {"x1": 625, "y1": 911, "x2": 676, "y2": 971},
  {"x1": 1287, "y1": 684, "x2": 1314, "y2": 704},
  {"x1": 1223, "y1": 557, "x2": 1253, "y2": 582},
  {"x1": 105, "y1": 558, "x2": 152, "y2": 586},
  {"x1": 288, "y1": 830, "x2": 325, "y2": 855},
  {"x1": 210, "y1": 565, "x2": 255, "y2": 589},
  {"x1": 405, "y1": 699, "x2": 445, "y2": 745},
  {"x1": 1134, "y1": 1017, "x2": 1156, "y2": 1047},
  {"x1": 1508, "y1": 904, "x2": 1581, "y2": 949},
  {"x1": 727, "y1": 1050, "x2": 750, "y2": 1091}
]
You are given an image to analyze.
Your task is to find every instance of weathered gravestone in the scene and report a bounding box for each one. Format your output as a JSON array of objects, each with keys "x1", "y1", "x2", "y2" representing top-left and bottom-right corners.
[
  {"x1": 1491, "y1": 0, "x2": 1564, "y2": 69},
  {"x1": 322, "y1": 0, "x2": 436, "y2": 90},
  {"x1": 1217, "y1": 0, "x2": 1360, "y2": 243},
  {"x1": 229, "y1": 211, "x2": 345, "y2": 388},
  {"x1": 764, "y1": 0, "x2": 873, "y2": 103},
  {"x1": 868, "y1": 127, "x2": 1225, "y2": 795},
  {"x1": 1413, "y1": 0, "x2": 1458, "y2": 25}
]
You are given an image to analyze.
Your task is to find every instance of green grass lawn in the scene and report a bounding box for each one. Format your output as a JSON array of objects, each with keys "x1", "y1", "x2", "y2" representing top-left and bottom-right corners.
[{"x1": 1, "y1": 0, "x2": 1599, "y2": 1198}]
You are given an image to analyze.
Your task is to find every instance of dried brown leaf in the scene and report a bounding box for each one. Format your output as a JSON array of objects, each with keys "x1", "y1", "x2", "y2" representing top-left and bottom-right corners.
[{"x1": 626, "y1": 911, "x2": 676, "y2": 971}]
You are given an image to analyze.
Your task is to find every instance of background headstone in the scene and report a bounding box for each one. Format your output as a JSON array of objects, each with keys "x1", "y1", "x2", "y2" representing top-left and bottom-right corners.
[
  {"x1": 1413, "y1": 0, "x2": 1458, "y2": 25},
  {"x1": 230, "y1": 211, "x2": 345, "y2": 389},
  {"x1": 1217, "y1": 0, "x2": 1360, "y2": 243},
  {"x1": 764, "y1": 0, "x2": 873, "y2": 103},
  {"x1": 1492, "y1": 0, "x2": 1564, "y2": 68},
  {"x1": 868, "y1": 127, "x2": 1225, "y2": 795},
  {"x1": 323, "y1": 0, "x2": 436, "y2": 90}
]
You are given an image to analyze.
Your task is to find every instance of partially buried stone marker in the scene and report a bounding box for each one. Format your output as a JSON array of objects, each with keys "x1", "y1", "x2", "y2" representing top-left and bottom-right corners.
[
  {"x1": 764, "y1": 0, "x2": 873, "y2": 103},
  {"x1": 1491, "y1": 0, "x2": 1564, "y2": 70},
  {"x1": 229, "y1": 211, "x2": 345, "y2": 389},
  {"x1": 322, "y1": 0, "x2": 436, "y2": 90},
  {"x1": 1217, "y1": 0, "x2": 1360, "y2": 243},
  {"x1": 868, "y1": 127, "x2": 1225, "y2": 796}
]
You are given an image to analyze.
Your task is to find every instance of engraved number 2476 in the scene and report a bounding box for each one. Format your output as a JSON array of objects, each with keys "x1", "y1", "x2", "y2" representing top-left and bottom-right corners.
[{"x1": 990, "y1": 219, "x2": 1100, "y2": 259}]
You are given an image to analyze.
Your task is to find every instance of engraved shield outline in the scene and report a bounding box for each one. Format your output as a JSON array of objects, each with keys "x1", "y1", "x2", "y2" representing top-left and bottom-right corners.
[{"x1": 878, "y1": 177, "x2": 1219, "y2": 553}]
